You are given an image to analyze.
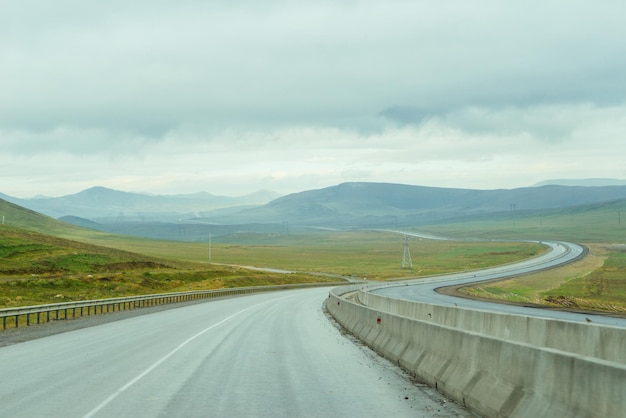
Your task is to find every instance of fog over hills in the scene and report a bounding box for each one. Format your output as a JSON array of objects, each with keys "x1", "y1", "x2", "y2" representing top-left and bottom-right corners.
[
  {"x1": 0, "y1": 186, "x2": 281, "y2": 222},
  {"x1": 206, "y1": 182, "x2": 626, "y2": 226},
  {"x1": 3, "y1": 180, "x2": 626, "y2": 241}
]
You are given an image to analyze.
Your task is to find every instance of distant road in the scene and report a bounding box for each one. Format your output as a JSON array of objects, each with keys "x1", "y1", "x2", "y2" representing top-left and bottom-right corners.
[
  {"x1": 0, "y1": 288, "x2": 471, "y2": 418},
  {"x1": 371, "y1": 240, "x2": 626, "y2": 327}
]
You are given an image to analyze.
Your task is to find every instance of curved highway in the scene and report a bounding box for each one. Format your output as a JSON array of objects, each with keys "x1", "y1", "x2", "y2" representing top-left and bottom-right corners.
[
  {"x1": 1, "y1": 237, "x2": 623, "y2": 416},
  {"x1": 371, "y1": 240, "x2": 626, "y2": 327},
  {"x1": 0, "y1": 288, "x2": 471, "y2": 417}
]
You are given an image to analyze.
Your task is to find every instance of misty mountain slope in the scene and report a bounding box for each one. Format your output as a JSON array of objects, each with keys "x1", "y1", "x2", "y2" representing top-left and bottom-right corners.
[
  {"x1": 1, "y1": 187, "x2": 281, "y2": 220},
  {"x1": 6, "y1": 182, "x2": 626, "y2": 233},
  {"x1": 207, "y1": 182, "x2": 626, "y2": 227}
]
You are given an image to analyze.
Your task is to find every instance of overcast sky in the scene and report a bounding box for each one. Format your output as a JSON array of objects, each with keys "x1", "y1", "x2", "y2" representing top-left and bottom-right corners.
[{"x1": 1, "y1": 0, "x2": 625, "y2": 198}]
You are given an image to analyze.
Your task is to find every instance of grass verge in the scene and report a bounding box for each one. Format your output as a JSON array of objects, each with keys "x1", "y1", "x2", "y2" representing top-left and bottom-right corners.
[{"x1": 458, "y1": 243, "x2": 626, "y2": 315}]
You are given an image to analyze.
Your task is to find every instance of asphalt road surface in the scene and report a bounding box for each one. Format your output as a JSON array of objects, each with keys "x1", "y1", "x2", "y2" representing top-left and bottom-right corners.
[{"x1": 0, "y1": 288, "x2": 472, "y2": 418}]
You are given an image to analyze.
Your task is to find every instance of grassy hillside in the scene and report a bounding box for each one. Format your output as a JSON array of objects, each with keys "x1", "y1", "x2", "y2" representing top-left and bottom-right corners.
[
  {"x1": 0, "y1": 198, "x2": 89, "y2": 237},
  {"x1": 208, "y1": 182, "x2": 626, "y2": 228},
  {"x1": 425, "y1": 200, "x2": 626, "y2": 314},
  {"x1": 0, "y1": 198, "x2": 548, "y2": 309},
  {"x1": 0, "y1": 224, "x2": 337, "y2": 308},
  {"x1": 0, "y1": 225, "x2": 167, "y2": 276},
  {"x1": 421, "y1": 199, "x2": 626, "y2": 242},
  {"x1": 0, "y1": 199, "x2": 338, "y2": 308},
  {"x1": 3, "y1": 196, "x2": 626, "y2": 315}
]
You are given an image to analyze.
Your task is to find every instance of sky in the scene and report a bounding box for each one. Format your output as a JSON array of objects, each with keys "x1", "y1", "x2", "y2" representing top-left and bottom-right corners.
[{"x1": 1, "y1": 0, "x2": 626, "y2": 198}]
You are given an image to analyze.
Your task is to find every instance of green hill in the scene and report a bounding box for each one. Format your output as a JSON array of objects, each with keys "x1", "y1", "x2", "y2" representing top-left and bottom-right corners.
[
  {"x1": 0, "y1": 199, "x2": 174, "y2": 284},
  {"x1": 423, "y1": 199, "x2": 626, "y2": 242},
  {"x1": 0, "y1": 198, "x2": 338, "y2": 309},
  {"x1": 1, "y1": 198, "x2": 77, "y2": 233},
  {"x1": 208, "y1": 182, "x2": 626, "y2": 229},
  {"x1": 0, "y1": 224, "x2": 168, "y2": 277}
]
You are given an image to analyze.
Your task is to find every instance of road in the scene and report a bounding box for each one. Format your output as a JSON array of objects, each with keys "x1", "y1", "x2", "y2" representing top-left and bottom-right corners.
[
  {"x1": 0, "y1": 288, "x2": 471, "y2": 418},
  {"x1": 372, "y1": 240, "x2": 626, "y2": 327}
]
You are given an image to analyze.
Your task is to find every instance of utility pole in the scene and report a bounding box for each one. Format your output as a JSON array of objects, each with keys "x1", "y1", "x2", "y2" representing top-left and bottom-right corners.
[
  {"x1": 208, "y1": 233, "x2": 212, "y2": 263},
  {"x1": 401, "y1": 235, "x2": 413, "y2": 269},
  {"x1": 510, "y1": 203, "x2": 517, "y2": 225}
]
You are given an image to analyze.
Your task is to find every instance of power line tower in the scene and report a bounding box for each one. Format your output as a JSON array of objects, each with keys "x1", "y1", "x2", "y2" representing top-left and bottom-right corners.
[{"x1": 401, "y1": 235, "x2": 413, "y2": 269}]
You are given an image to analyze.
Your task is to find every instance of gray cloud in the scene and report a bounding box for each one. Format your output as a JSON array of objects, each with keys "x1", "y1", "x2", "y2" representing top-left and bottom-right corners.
[
  {"x1": 4, "y1": 1, "x2": 625, "y2": 130},
  {"x1": 1, "y1": 1, "x2": 625, "y2": 196}
]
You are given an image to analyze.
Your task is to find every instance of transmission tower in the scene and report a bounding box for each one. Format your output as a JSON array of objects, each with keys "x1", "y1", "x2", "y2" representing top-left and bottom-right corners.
[{"x1": 401, "y1": 235, "x2": 413, "y2": 269}]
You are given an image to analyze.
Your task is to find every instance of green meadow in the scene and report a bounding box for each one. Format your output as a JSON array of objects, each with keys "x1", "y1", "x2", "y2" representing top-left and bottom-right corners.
[
  {"x1": 0, "y1": 220, "x2": 541, "y2": 308},
  {"x1": 2, "y1": 197, "x2": 626, "y2": 315},
  {"x1": 0, "y1": 226, "x2": 337, "y2": 308},
  {"x1": 423, "y1": 201, "x2": 626, "y2": 314}
]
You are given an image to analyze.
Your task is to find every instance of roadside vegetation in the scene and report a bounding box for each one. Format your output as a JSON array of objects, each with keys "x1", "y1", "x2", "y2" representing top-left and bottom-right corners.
[
  {"x1": 423, "y1": 201, "x2": 626, "y2": 314},
  {"x1": 457, "y1": 244, "x2": 626, "y2": 314},
  {"x1": 0, "y1": 225, "x2": 336, "y2": 309},
  {"x1": 0, "y1": 220, "x2": 542, "y2": 309},
  {"x1": 3, "y1": 197, "x2": 626, "y2": 315},
  {"x1": 205, "y1": 231, "x2": 543, "y2": 279}
]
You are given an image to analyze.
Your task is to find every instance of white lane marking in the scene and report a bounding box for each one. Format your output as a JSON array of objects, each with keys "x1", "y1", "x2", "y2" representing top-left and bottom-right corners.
[{"x1": 82, "y1": 299, "x2": 275, "y2": 418}]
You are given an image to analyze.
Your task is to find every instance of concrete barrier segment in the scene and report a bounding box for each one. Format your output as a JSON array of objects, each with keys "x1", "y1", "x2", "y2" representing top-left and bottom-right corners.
[
  {"x1": 326, "y1": 287, "x2": 626, "y2": 418},
  {"x1": 359, "y1": 290, "x2": 626, "y2": 364}
]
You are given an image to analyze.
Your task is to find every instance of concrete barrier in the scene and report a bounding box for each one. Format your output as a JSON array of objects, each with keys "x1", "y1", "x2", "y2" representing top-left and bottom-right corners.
[
  {"x1": 358, "y1": 289, "x2": 626, "y2": 364},
  {"x1": 327, "y1": 285, "x2": 626, "y2": 418}
]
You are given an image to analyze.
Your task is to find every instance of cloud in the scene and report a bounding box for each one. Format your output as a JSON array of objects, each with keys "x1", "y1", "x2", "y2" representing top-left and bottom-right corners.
[
  {"x1": 3, "y1": 1, "x2": 625, "y2": 131},
  {"x1": 1, "y1": 1, "x2": 625, "y2": 197}
]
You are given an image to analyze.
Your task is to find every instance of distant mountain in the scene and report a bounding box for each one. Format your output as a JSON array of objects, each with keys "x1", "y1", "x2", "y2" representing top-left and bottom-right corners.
[
  {"x1": 533, "y1": 178, "x2": 626, "y2": 187},
  {"x1": 7, "y1": 181, "x2": 626, "y2": 241},
  {"x1": 0, "y1": 187, "x2": 281, "y2": 221},
  {"x1": 203, "y1": 182, "x2": 626, "y2": 227}
]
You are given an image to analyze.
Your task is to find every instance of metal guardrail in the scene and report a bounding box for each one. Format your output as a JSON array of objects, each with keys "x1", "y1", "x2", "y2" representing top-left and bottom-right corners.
[{"x1": 0, "y1": 282, "x2": 347, "y2": 330}]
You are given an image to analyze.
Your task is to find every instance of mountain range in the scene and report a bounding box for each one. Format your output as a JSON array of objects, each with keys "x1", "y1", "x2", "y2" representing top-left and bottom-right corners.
[
  {"x1": 0, "y1": 186, "x2": 281, "y2": 222},
  {"x1": 207, "y1": 182, "x2": 626, "y2": 225},
  {"x1": 2, "y1": 180, "x2": 626, "y2": 241}
]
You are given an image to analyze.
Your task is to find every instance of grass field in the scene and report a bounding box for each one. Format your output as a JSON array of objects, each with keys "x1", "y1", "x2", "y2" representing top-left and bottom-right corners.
[
  {"x1": 424, "y1": 201, "x2": 626, "y2": 314},
  {"x1": 3, "y1": 197, "x2": 626, "y2": 314},
  {"x1": 54, "y1": 226, "x2": 544, "y2": 281},
  {"x1": 0, "y1": 225, "x2": 339, "y2": 308},
  {"x1": 459, "y1": 244, "x2": 626, "y2": 314},
  {"x1": 419, "y1": 199, "x2": 626, "y2": 242},
  {"x1": 0, "y1": 222, "x2": 543, "y2": 309},
  {"x1": 206, "y1": 231, "x2": 543, "y2": 279}
]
